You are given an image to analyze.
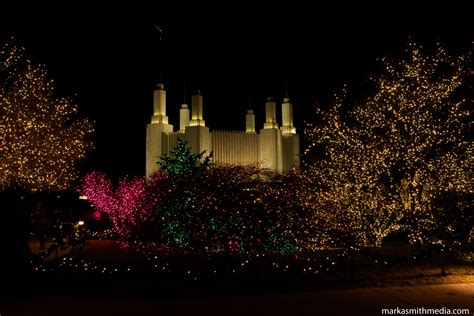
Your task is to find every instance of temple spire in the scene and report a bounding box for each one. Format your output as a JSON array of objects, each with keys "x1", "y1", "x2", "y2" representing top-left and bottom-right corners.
[
  {"x1": 264, "y1": 97, "x2": 278, "y2": 129},
  {"x1": 246, "y1": 96, "x2": 255, "y2": 133},
  {"x1": 151, "y1": 83, "x2": 168, "y2": 124},
  {"x1": 190, "y1": 89, "x2": 205, "y2": 126},
  {"x1": 281, "y1": 84, "x2": 296, "y2": 134}
]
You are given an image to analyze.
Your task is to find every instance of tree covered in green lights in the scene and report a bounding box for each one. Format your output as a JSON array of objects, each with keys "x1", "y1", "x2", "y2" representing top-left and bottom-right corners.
[
  {"x1": 158, "y1": 139, "x2": 211, "y2": 180},
  {"x1": 151, "y1": 139, "x2": 211, "y2": 248}
]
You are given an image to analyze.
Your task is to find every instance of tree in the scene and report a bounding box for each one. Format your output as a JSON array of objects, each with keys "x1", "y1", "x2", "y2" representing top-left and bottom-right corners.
[
  {"x1": 1, "y1": 41, "x2": 94, "y2": 192},
  {"x1": 154, "y1": 139, "x2": 212, "y2": 248},
  {"x1": 80, "y1": 172, "x2": 154, "y2": 242},
  {"x1": 157, "y1": 138, "x2": 211, "y2": 179},
  {"x1": 305, "y1": 42, "x2": 472, "y2": 246},
  {"x1": 150, "y1": 141, "x2": 331, "y2": 253},
  {"x1": 81, "y1": 141, "x2": 345, "y2": 252}
]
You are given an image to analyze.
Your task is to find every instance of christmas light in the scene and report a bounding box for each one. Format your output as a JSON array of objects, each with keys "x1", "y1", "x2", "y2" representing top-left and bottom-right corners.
[
  {"x1": 1, "y1": 40, "x2": 94, "y2": 191},
  {"x1": 304, "y1": 42, "x2": 472, "y2": 246}
]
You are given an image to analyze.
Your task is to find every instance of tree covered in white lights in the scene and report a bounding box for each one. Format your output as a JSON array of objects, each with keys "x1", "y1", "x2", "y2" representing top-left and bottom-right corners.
[
  {"x1": 305, "y1": 42, "x2": 472, "y2": 246},
  {"x1": 0, "y1": 41, "x2": 94, "y2": 192}
]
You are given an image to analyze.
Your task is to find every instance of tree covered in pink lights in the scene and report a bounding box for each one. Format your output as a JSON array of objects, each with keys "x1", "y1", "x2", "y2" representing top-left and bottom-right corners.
[{"x1": 80, "y1": 172, "x2": 155, "y2": 241}]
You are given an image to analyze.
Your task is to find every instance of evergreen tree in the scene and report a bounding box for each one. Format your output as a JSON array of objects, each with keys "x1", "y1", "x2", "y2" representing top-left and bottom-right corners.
[
  {"x1": 157, "y1": 139, "x2": 211, "y2": 180},
  {"x1": 155, "y1": 139, "x2": 212, "y2": 248}
]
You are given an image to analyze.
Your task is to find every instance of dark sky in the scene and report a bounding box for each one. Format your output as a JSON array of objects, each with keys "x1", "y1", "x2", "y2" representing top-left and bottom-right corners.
[{"x1": 1, "y1": 2, "x2": 472, "y2": 178}]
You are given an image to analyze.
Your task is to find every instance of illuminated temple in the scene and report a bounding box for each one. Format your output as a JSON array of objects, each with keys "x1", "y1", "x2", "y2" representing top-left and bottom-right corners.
[{"x1": 146, "y1": 84, "x2": 300, "y2": 178}]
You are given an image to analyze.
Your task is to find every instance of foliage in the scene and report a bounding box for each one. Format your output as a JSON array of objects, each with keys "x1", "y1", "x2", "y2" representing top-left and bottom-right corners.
[
  {"x1": 80, "y1": 172, "x2": 158, "y2": 241},
  {"x1": 304, "y1": 42, "x2": 472, "y2": 246},
  {"x1": 1, "y1": 41, "x2": 94, "y2": 191},
  {"x1": 81, "y1": 141, "x2": 354, "y2": 253},
  {"x1": 158, "y1": 138, "x2": 211, "y2": 180},
  {"x1": 145, "y1": 164, "x2": 343, "y2": 253}
]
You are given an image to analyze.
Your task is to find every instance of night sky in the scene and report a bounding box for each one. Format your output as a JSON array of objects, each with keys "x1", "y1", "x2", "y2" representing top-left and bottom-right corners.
[{"x1": 1, "y1": 2, "x2": 472, "y2": 179}]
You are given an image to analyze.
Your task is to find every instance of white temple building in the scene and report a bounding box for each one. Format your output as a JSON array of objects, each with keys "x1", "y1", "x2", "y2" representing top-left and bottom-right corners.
[{"x1": 146, "y1": 84, "x2": 300, "y2": 178}]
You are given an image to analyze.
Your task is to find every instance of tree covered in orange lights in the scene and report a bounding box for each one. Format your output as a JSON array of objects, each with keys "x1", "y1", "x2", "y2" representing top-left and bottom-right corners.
[
  {"x1": 1, "y1": 41, "x2": 94, "y2": 191},
  {"x1": 305, "y1": 42, "x2": 472, "y2": 246}
]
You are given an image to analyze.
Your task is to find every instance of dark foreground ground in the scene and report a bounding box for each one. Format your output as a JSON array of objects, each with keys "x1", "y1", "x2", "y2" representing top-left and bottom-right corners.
[
  {"x1": 1, "y1": 283, "x2": 473, "y2": 316},
  {"x1": 1, "y1": 240, "x2": 472, "y2": 315}
]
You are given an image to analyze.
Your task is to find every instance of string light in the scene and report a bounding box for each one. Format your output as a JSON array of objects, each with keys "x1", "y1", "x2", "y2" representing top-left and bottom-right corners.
[
  {"x1": 25, "y1": 41, "x2": 473, "y2": 283},
  {"x1": 80, "y1": 140, "x2": 354, "y2": 252},
  {"x1": 1, "y1": 40, "x2": 94, "y2": 191},
  {"x1": 304, "y1": 42, "x2": 472, "y2": 246}
]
